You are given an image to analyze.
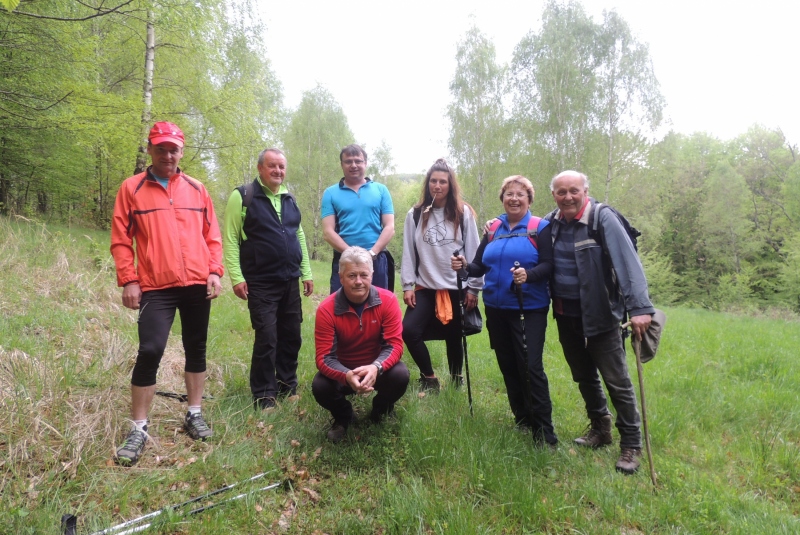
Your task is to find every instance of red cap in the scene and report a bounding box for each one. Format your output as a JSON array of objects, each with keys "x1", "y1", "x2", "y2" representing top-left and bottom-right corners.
[{"x1": 148, "y1": 121, "x2": 184, "y2": 147}]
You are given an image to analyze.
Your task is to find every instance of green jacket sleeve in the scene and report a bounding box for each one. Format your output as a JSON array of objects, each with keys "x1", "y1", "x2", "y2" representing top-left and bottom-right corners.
[
  {"x1": 297, "y1": 223, "x2": 313, "y2": 282},
  {"x1": 222, "y1": 189, "x2": 246, "y2": 287}
]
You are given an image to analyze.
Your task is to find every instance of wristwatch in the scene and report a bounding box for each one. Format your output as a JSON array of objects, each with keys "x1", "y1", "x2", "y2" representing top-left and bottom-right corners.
[
  {"x1": 369, "y1": 249, "x2": 378, "y2": 259},
  {"x1": 373, "y1": 361, "x2": 383, "y2": 376}
]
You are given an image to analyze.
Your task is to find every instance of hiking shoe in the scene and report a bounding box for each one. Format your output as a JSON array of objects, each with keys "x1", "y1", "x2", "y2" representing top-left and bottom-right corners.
[
  {"x1": 327, "y1": 410, "x2": 355, "y2": 443},
  {"x1": 369, "y1": 402, "x2": 396, "y2": 424},
  {"x1": 615, "y1": 448, "x2": 642, "y2": 474},
  {"x1": 450, "y1": 374, "x2": 464, "y2": 388},
  {"x1": 183, "y1": 412, "x2": 212, "y2": 441},
  {"x1": 254, "y1": 397, "x2": 277, "y2": 410},
  {"x1": 115, "y1": 427, "x2": 148, "y2": 466},
  {"x1": 277, "y1": 387, "x2": 296, "y2": 399},
  {"x1": 574, "y1": 414, "x2": 613, "y2": 448},
  {"x1": 418, "y1": 375, "x2": 440, "y2": 392}
]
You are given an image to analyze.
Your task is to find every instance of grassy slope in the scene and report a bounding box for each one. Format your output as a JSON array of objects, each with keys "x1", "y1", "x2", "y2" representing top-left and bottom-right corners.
[{"x1": 1, "y1": 217, "x2": 799, "y2": 534}]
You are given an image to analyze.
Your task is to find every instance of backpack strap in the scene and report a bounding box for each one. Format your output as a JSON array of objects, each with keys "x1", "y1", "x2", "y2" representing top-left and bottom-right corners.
[
  {"x1": 487, "y1": 219, "x2": 503, "y2": 242},
  {"x1": 412, "y1": 206, "x2": 423, "y2": 277},
  {"x1": 527, "y1": 216, "x2": 541, "y2": 249},
  {"x1": 237, "y1": 181, "x2": 256, "y2": 210},
  {"x1": 590, "y1": 202, "x2": 604, "y2": 239},
  {"x1": 488, "y1": 217, "x2": 540, "y2": 249}
]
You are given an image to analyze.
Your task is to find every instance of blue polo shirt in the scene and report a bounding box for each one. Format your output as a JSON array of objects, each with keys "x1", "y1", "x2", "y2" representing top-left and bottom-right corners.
[{"x1": 321, "y1": 178, "x2": 394, "y2": 249}]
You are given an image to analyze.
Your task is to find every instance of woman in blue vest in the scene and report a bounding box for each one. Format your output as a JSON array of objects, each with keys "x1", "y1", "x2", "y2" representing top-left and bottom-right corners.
[{"x1": 452, "y1": 175, "x2": 557, "y2": 446}]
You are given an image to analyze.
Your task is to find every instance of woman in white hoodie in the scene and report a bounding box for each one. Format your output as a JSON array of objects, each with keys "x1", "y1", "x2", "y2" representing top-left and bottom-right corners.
[{"x1": 400, "y1": 159, "x2": 483, "y2": 391}]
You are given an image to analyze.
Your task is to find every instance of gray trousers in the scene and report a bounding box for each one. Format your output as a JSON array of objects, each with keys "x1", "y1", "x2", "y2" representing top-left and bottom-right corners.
[{"x1": 555, "y1": 315, "x2": 641, "y2": 449}]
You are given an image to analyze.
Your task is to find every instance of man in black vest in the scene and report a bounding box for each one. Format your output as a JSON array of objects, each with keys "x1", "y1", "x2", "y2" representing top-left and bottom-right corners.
[{"x1": 223, "y1": 148, "x2": 314, "y2": 409}]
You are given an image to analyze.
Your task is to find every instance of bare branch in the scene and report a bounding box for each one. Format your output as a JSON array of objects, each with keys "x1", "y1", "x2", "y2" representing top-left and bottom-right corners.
[{"x1": 12, "y1": 0, "x2": 138, "y2": 22}]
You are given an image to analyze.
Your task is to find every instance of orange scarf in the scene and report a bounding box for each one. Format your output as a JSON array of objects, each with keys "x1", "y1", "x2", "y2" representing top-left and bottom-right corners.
[{"x1": 415, "y1": 285, "x2": 453, "y2": 324}]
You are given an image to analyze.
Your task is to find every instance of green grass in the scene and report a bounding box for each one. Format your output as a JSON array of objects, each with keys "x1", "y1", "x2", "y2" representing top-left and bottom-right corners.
[{"x1": 1, "y1": 216, "x2": 799, "y2": 534}]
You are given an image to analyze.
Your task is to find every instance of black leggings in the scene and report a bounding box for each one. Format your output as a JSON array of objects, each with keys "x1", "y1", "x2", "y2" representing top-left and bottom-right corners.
[
  {"x1": 402, "y1": 289, "x2": 464, "y2": 377},
  {"x1": 131, "y1": 285, "x2": 210, "y2": 387}
]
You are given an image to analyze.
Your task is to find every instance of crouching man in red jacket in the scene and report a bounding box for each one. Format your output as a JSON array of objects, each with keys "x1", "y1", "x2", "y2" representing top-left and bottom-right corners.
[{"x1": 313, "y1": 246, "x2": 409, "y2": 443}]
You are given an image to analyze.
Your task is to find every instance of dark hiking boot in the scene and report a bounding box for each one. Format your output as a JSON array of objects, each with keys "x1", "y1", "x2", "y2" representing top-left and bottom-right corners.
[
  {"x1": 450, "y1": 374, "x2": 464, "y2": 388},
  {"x1": 254, "y1": 397, "x2": 277, "y2": 410},
  {"x1": 277, "y1": 387, "x2": 296, "y2": 399},
  {"x1": 369, "y1": 402, "x2": 396, "y2": 424},
  {"x1": 327, "y1": 410, "x2": 355, "y2": 443},
  {"x1": 418, "y1": 375, "x2": 440, "y2": 392},
  {"x1": 615, "y1": 448, "x2": 642, "y2": 474},
  {"x1": 574, "y1": 414, "x2": 613, "y2": 448},
  {"x1": 115, "y1": 426, "x2": 148, "y2": 466},
  {"x1": 184, "y1": 412, "x2": 212, "y2": 441}
]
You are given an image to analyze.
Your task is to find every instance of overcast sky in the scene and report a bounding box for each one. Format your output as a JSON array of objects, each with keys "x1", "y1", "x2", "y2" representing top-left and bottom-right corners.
[{"x1": 259, "y1": 0, "x2": 798, "y2": 174}]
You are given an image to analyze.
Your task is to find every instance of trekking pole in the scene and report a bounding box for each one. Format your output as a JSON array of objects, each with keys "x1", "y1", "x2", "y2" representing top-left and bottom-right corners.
[
  {"x1": 623, "y1": 321, "x2": 657, "y2": 488},
  {"x1": 453, "y1": 251, "x2": 474, "y2": 416},
  {"x1": 155, "y1": 391, "x2": 214, "y2": 402},
  {"x1": 111, "y1": 481, "x2": 285, "y2": 535},
  {"x1": 61, "y1": 473, "x2": 281, "y2": 535},
  {"x1": 513, "y1": 261, "x2": 536, "y2": 442}
]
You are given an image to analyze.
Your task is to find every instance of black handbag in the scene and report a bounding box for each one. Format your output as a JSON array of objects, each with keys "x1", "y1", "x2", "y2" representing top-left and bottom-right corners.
[{"x1": 462, "y1": 305, "x2": 482, "y2": 336}]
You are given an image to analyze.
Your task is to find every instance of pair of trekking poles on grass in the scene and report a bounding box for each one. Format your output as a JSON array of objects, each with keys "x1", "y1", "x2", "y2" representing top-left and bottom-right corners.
[
  {"x1": 61, "y1": 473, "x2": 288, "y2": 535},
  {"x1": 455, "y1": 254, "x2": 656, "y2": 486}
]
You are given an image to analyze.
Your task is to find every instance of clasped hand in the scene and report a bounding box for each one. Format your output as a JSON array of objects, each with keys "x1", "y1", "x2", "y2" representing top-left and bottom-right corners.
[{"x1": 346, "y1": 365, "x2": 378, "y2": 394}]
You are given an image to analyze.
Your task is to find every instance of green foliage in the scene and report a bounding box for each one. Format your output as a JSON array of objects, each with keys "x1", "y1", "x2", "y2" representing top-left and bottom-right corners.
[
  {"x1": 283, "y1": 85, "x2": 354, "y2": 261},
  {"x1": 640, "y1": 250, "x2": 682, "y2": 306},
  {"x1": 0, "y1": 0, "x2": 284, "y2": 226},
  {"x1": 447, "y1": 26, "x2": 509, "y2": 225}
]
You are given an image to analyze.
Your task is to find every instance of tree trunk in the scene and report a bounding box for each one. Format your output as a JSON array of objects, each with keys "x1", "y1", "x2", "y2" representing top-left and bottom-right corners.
[{"x1": 134, "y1": 10, "x2": 155, "y2": 175}]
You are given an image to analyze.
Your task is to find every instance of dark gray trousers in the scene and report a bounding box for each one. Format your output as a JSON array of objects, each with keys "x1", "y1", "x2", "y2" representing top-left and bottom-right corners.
[{"x1": 555, "y1": 314, "x2": 641, "y2": 449}]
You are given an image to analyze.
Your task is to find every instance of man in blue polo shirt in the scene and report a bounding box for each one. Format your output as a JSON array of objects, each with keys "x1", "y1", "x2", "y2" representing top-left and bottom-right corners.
[{"x1": 321, "y1": 144, "x2": 395, "y2": 293}]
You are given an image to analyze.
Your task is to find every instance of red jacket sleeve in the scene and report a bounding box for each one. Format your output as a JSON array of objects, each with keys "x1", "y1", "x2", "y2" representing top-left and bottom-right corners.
[
  {"x1": 314, "y1": 296, "x2": 348, "y2": 384},
  {"x1": 110, "y1": 180, "x2": 138, "y2": 287},
  {"x1": 202, "y1": 186, "x2": 224, "y2": 278},
  {"x1": 375, "y1": 288, "x2": 404, "y2": 371}
]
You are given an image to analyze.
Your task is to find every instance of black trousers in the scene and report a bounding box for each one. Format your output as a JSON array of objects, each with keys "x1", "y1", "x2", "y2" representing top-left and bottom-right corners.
[
  {"x1": 402, "y1": 288, "x2": 464, "y2": 377},
  {"x1": 311, "y1": 362, "x2": 410, "y2": 420},
  {"x1": 246, "y1": 279, "x2": 303, "y2": 400},
  {"x1": 485, "y1": 306, "x2": 557, "y2": 444},
  {"x1": 132, "y1": 285, "x2": 210, "y2": 387}
]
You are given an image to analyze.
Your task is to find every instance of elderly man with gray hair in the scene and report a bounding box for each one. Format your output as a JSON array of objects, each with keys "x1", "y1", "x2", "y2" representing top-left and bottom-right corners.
[
  {"x1": 222, "y1": 148, "x2": 313, "y2": 410},
  {"x1": 313, "y1": 246, "x2": 409, "y2": 443},
  {"x1": 546, "y1": 170, "x2": 654, "y2": 474}
]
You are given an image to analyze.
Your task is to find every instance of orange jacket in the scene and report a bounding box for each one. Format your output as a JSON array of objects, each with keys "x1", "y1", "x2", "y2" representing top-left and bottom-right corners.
[{"x1": 111, "y1": 168, "x2": 224, "y2": 291}]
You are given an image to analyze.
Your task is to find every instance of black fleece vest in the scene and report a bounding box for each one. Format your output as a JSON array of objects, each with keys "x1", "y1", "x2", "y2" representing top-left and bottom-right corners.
[{"x1": 240, "y1": 180, "x2": 302, "y2": 282}]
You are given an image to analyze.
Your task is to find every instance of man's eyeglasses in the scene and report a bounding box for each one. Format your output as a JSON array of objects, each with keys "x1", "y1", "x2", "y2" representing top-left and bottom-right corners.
[{"x1": 342, "y1": 159, "x2": 365, "y2": 166}]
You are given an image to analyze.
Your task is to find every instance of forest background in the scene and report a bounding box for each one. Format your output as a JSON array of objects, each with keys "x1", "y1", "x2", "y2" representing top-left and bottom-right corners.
[{"x1": 2, "y1": 0, "x2": 799, "y2": 314}]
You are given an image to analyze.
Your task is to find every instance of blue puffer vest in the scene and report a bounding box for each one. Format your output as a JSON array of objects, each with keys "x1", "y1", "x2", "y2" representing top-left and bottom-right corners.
[{"x1": 481, "y1": 213, "x2": 550, "y2": 311}]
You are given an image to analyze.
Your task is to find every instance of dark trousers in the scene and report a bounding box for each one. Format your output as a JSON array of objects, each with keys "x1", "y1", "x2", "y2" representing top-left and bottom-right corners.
[
  {"x1": 311, "y1": 362, "x2": 410, "y2": 420},
  {"x1": 555, "y1": 314, "x2": 641, "y2": 449},
  {"x1": 402, "y1": 288, "x2": 464, "y2": 377},
  {"x1": 330, "y1": 250, "x2": 389, "y2": 293},
  {"x1": 132, "y1": 285, "x2": 210, "y2": 387},
  {"x1": 247, "y1": 279, "x2": 303, "y2": 400},
  {"x1": 486, "y1": 306, "x2": 557, "y2": 444}
]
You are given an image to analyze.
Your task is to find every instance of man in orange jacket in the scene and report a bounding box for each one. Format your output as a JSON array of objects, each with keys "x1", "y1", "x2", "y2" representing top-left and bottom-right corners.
[{"x1": 110, "y1": 121, "x2": 224, "y2": 466}]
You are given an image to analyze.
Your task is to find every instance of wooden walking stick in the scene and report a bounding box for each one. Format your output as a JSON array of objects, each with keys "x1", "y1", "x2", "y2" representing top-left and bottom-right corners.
[
  {"x1": 624, "y1": 321, "x2": 657, "y2": 488},
  {"x1": 634, "y1": 341, "x2": 657, "y2": 488}
]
